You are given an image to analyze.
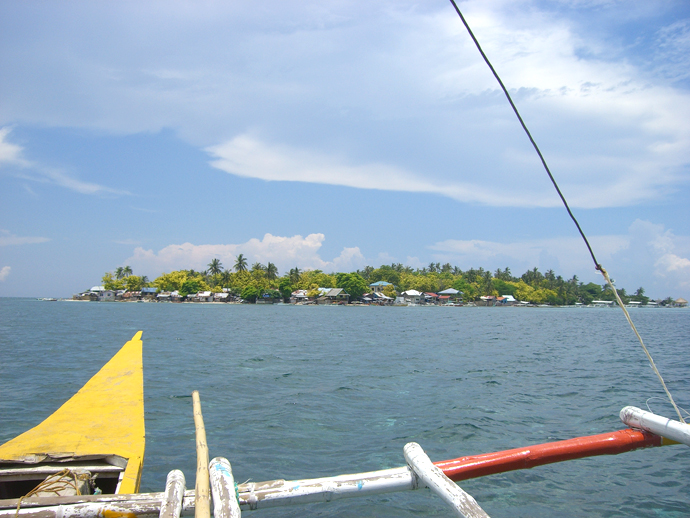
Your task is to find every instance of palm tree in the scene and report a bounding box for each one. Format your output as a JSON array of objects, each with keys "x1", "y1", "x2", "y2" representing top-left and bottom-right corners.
[
  {"x1": 207, "y1": 258, "x2": 223, "y2": 276},
  {"x1": 115, "y1": 266, "x2": 125, "y2": 280},
  {"x1": 266, "y1": 262, "x2": 278, "y2": 280},
  {"x1": 289, "y1": 267, "x2": 302, "y2": 284},
  {"x1": 234, "y1": 254, "x2": 248, "y2": 273},
  {"x1": 123, "y1": 266, "x2": 133, "y2": 277},
  {"x1": 251, "y1": 262, "x2": 266, "y2": 274}
]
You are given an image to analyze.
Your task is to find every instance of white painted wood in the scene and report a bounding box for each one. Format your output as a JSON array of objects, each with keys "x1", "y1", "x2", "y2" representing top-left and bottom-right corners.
[
  {"x1": 0, "y1": 490, "x2": 197, "y2": 518},
  {"x1": 236, "y1": 466, "x2": 416, "y2": 510},
  {"x1": 404, "y1": 443, "x2": 490, "y2": 518},
  {"x1": 192, "y1": 391, "x2": 210, "y2": 518},
  {"x1": 620, "y1": 406, "x2": 690, "y2": 447},
  {"x1": 209, "y1": 458, "x2": 240, "y2": 518},
  {"x1": 159, "y1": 470, "x2": 186, "y2": 518}
]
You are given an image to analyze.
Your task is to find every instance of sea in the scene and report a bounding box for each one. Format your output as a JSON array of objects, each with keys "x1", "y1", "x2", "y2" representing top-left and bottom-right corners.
[{"x1": 1, "y1": 298, "x2": 688, "y2": 517}]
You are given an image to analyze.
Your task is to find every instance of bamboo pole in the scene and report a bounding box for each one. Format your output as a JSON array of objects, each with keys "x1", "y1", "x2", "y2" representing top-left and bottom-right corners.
[
  {"x1": 404, "y1": 443, "x2": 490, "y2": 518},
  {"x1": 192, "y1": 391, "x2": 210, "y2": 518}
]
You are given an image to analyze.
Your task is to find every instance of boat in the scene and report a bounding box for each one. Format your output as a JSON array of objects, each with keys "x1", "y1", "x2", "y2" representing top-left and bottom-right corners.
[
  {"x1": 0, "y1": 331, "x2": 145, "y2": 500},
  {"x1": 0, "y1": 329, "x2": 688, "y2": 517}
]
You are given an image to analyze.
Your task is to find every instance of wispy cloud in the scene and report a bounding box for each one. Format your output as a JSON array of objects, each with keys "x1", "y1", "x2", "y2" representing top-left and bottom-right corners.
[
  {"x1": 207, "y1": 135, "x2": 497, "y2": 204},
  {"x1": 0, "y1": 266, "x2": 10, "y2": 281},
  {"x1": 1, "y1": 126, "x2": 130, "y2": 196},
  {"x1": 15, "y1": 168, "x2": 131, "y2": 196},
  {"x1": 0, "y1": 127, "x2": 30, "y2": 167},
  {"x1": 0, "y1": 229, "x2": 50, "y2": 246},
  {"x1": 125, "y1": 233, "x2": 365, "y2": 276}
]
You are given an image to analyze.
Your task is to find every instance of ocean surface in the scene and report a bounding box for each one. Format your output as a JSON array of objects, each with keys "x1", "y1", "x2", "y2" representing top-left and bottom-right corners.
[{"x1": 1, "y1": 298, "x2": 689, "y2": 517}]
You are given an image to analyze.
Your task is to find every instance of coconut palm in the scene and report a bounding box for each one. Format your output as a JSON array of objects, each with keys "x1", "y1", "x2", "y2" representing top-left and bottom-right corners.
[
  {"x1": 115, "y1": 266, "x2": 125, "y2": 280},
  {"x1": 207, "y1": 258, "x2": 223, "y2": 276},
  {"x1": 234, "y1": 254, "x2": 248, "y2": 273},
  {"x1": 123, "y1": 266, "x2": 133, "y2": 277},
  {"x1": 265, "y1": 262, "x2": 278, "y2": 280},
  {"x1": 289, "y1": 267, "x2": 301, "y2": 284}
]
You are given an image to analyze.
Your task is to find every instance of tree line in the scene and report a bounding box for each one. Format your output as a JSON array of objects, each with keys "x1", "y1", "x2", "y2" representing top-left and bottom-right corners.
[{"x1": 100, "y1": 258, "x2": 676, "y2": 305}]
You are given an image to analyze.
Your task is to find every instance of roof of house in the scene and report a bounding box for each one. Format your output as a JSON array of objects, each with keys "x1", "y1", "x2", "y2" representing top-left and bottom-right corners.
[
  {"x1": 326, "y1": 288, "x2": 347, "y2": 297},
  {"x1": 438, "y1": 288, "x2": 459, "y2": 295},
  {"x1": 402, "y1": 290, "x2": 422, "y2": 296},
  {"x1": 370, "y1": 281, "x2": 392, "y2": 286}
]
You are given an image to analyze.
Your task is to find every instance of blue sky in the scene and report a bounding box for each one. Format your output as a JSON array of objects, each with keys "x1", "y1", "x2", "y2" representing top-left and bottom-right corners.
[{"x1": 1, "y1": 0, "x2": 689, "y2": 299}]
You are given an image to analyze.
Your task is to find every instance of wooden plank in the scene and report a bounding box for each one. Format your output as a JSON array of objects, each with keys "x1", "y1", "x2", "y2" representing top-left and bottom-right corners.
[
  {"x1": 404, "y1": 442, "x2": 490, "y2": 518},
  {"x1": 159, "y1": 470, "x2": 186, "y2": 518},
  {"x1": 209, "y1": 458, "x2": 240, "y2": 518},
  {"x1": 192, "y1": 392, "x2": 210, "y2": 518},
  {"x1": 0, "y1": 491, "x2": 197, "y2": 518}
]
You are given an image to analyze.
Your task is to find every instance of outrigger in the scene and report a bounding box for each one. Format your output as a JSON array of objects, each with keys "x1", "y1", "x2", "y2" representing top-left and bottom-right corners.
[{"x1": 1, "y1": 332, "x2": 688, "y2": 518}]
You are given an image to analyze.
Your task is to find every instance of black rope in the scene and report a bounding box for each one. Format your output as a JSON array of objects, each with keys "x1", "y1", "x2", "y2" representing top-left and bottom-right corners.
[{"x1": 448, "y1": 0, "x2": 602, "y2": 272}]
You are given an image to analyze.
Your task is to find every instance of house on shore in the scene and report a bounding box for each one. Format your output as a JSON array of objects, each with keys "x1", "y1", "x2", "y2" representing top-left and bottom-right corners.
[{"x1": 317, "y1": 288, "x2": 350, "y2": 305}]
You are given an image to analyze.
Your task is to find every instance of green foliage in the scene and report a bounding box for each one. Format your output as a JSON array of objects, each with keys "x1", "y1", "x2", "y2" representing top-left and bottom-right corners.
[
  {"x1": 126, "y1": 260, "x2": 660, "y2": 307},
  {"x1": 179, "y1": 278, "x2": 207, "y2": 298},
  {"x1": 278, "y1": 278, "x2": 294, "y2": 301},
  {"x1": 124, "y1": 275, "x2": 147, "y2": 291},
  {"x1": 382, "y1": 284, "x2": 398, "y2": 298},
  {"x1": 241, "y1": 285, "x2": 259, "y2": 303},
  {"x1": 102, "y1": 272, "x2": 124, "y2": 290},
  {"x1": 335, "y1": 273, "x2": 369, "y2": 299},
  {"x1": 207, "y1": 258, "x2": 223, "y2": 276},
  {"x1": 368, "y1": 265, "x2": 401, "y2": 286},
  {"x1": 492, "y1": 279, "x2": 516, "y2": 297}
]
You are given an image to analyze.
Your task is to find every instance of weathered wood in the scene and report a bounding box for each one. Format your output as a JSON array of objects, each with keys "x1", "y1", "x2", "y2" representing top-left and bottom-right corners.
[
  {"x1": 404, "y1": 443, "x2": 490, "y2": 518},
  {"x1": 192, "y1": 392, "x2": 210, "y2": 518},
  {"x1": 159, "y1": 470, "x2": 186, "y2": 518},
  {"x1": 620, "y1": 406, "x2": 690, "y2": 447},
  {"x1": 209, "y1": 458, "x2": 240, "y2": 518},
  {"x1": 237, "y1": 467, "x2": 416, "y2": 510},
  {"x1": 0, "y1": 490, "x2": 196, "y2": 518}
]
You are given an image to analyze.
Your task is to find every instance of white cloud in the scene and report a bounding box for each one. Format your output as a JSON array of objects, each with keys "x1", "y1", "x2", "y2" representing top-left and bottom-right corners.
[
  {"x1": 0, "y1": 127, "x2": 29, "y2": 167},
  {"x1": 0, "y1": 266, "x2": 10, "y2": 281},
  {"x1": 207, "y1": 135, "x2": 501, "y2": 204},
  {"x1": 125, "y1": 233, "x2": 365, "y2": 277},
  {"x1": 2, "y1": 3, "x2": 688, "y2": 207},
  {"x1": 0, "y1": 229, "x2": 50, "y2": 246}
]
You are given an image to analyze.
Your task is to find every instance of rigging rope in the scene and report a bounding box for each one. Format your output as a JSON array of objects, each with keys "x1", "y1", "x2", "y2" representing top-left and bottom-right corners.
[{"x1": 447, "y1": 0, "x2": 685, "y2": 424}]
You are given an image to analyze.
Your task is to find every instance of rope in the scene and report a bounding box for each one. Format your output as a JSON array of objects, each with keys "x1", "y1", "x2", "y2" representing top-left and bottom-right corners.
[
  {"x1": 601, "y1": 268, "x2": 685, "y2": 423},
  {"x1": 15, "y1": 469, "x2": 91, "y2": 518},
  {"x1": 447, "y1": 0, "x2": 685, "y2": 424}
]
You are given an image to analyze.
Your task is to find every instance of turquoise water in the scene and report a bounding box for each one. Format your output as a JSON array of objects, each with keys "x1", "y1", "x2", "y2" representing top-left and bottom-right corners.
[{"x1": 1, "y1": 298, "x2": 689, "y2": 517}]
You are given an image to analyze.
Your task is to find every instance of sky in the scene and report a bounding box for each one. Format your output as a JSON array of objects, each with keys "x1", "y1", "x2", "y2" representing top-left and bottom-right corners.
[{"x1": 1, "y1": 0, "x2": 689, "y2": 299}]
